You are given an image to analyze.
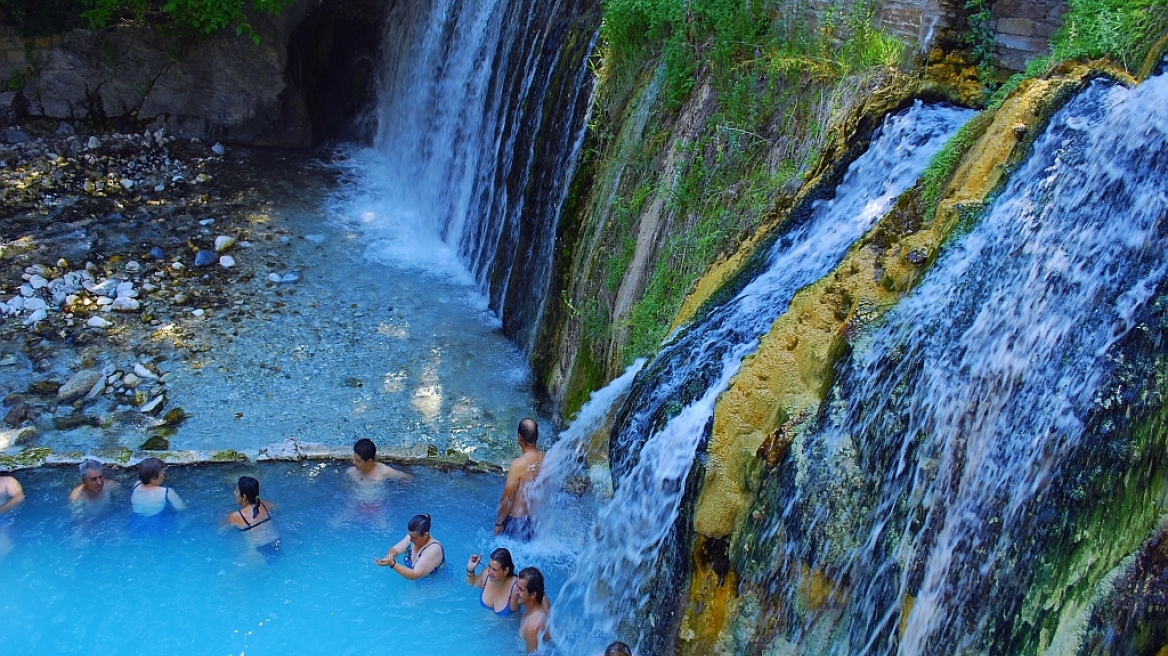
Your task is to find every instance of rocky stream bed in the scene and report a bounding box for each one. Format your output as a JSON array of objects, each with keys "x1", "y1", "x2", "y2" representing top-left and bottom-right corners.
[{"x1": 0, "y1": 118, "x2": 536, "y2": 472}]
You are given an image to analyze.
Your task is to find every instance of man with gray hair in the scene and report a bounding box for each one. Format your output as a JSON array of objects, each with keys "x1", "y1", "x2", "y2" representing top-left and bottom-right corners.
[{"x1": 69, "y1": 459, "x2": 120, "y2": 519}]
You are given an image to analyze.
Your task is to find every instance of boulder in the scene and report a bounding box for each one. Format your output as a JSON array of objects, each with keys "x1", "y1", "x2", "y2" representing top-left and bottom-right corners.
[{"x1": 57, "y1": 369, "x2": 104, "y2": 402}]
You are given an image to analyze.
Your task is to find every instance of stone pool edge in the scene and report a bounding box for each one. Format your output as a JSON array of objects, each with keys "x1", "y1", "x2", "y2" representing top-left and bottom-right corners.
[{"x1": 0, "y1": 438, "x2": 505, "y2": 475}]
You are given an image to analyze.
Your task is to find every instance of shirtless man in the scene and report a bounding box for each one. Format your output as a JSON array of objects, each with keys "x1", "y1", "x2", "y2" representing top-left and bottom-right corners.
[
  {"x1": 494, "y1": 418, "x2": 544, "y2": 539},
  {"x1": 514, "y1": 567, "x2": 549, "y2": 653},
  {"x1": 334, "y1": 438, "x2": 411, "y2": 528},
  {"x1": 0, "y1": 470, "x2": 24, "y2": 556},
  {"x1": 69, "y1": 459, "x2": 121, "y2": 520}
]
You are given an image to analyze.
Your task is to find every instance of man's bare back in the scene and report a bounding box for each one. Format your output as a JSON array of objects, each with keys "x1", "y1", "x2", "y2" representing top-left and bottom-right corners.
[{"x1": 495, "y1": 418, "x2": 544, "y2": 538}]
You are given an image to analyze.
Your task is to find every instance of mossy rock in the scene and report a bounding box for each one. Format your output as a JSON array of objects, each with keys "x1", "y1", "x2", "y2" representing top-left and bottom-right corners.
[
  {"x1": 0, "y1": 447, "x2": 52, "y2": 469},
  {"x1": 139, "y1": 435, "x2": 170, "y2": 450},
  {"x1": 210, "y1": 449, "x2": 247, "y2": 462}
]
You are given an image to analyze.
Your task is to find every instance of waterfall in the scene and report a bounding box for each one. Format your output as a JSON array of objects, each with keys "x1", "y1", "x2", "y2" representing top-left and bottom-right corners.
[
  {"x1": 746, "y1": 72, "x2": 1168, "y2": 655},
  {"x1": 369, "y1": 0, "x2": 599, "y2": 350},
  {"x1": 546, "y1": 102, "x2": 976, "y2": 653}
]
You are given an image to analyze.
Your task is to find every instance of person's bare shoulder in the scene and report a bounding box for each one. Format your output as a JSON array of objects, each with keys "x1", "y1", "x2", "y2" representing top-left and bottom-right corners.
[{"x1": 374, "y1": 462, "x2": 411, "y2": 481}]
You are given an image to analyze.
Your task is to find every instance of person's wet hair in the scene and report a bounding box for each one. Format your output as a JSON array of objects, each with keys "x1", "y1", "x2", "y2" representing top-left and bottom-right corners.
[
  {"x1": 605, "y1": 641, "x2": 633, "y2": 656},
  {"x1": 407, "y1": 513, "x2": 432, "y2": 535},
  {"x1": 353, "y1": 438, "x2": 376, "y2": 461},
  {"x1": 518, "y1": 418, "x2": 539, "y2": 445},
  {"x1": 237, "y1": 476, "x2": 261, "y2": 517},
  {"x1": 517, "y1": 567, "x2": 545, "y2": 603},
  {"x1": 138, "y1": 457, "x2": 165, "y2": 483},
  {"x1": 79, "y1": 459, "x2": 103, "y2": 480},
  {"x1": 490, "y1": 547, "x2": 515, "y2": 576}
]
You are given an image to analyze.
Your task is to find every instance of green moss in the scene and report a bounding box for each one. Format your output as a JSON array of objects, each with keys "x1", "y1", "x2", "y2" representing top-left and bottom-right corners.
[
  {"x1": 210, "y1": 449, "x2": 247, "y2": 462},
  {"x1": 0, "y1": 447, "x2": 52, "y2": 469}
]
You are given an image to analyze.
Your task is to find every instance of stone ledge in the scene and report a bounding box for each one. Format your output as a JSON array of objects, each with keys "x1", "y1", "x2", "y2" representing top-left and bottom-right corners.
[{"x1": 0, "y1": 439, "x2": 504, "y2": 475}]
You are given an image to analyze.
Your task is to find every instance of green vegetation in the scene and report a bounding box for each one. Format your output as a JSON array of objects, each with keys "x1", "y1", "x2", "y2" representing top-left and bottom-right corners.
[
  {"x1": 584, "y1": 0, "x2": 906, "y2": 366},
  {"x1": 0, "y1": 0, "x2": 293, "y2": 43},
  {"x1": 79, "y1": 0, "x2": 294, "y2": 44},
  {"x1": 1031, "y1": 0, "x2": 1168, "y2": 75}
]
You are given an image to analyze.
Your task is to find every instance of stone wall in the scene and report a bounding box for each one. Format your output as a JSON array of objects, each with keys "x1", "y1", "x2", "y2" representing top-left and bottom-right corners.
[
  {"x1": 876, "y1": 0, "x2": 1067, "y2": 71},
  {"x1": 991, "y1": 0, "x2": 1067, "y2": 71}
]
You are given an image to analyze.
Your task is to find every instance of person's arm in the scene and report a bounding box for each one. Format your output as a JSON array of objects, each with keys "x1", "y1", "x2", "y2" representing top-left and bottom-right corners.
[
  {"x1": 375, "y1": 535, "x2": 411, "y2": 566},
  {"x1": 390, "y1": 543, "x2": 444, "y2": 580},
  {"x1": 494, "y1": 465, "x2": 521, "y2": 534},
  {"x1": 382, "y1": 464, "x2": 413, "y2": 481},
  {"x1": 167, "y1": 488, "x2": 188, "y2": 511},
  {"x1": 68, "y1": 484, "x2": 83, "y2": 506},
  {"x1": 0, "y1": 478, "x2": 25, "y2": 514},
  {"x1": 465, "y1": 554, "x2": 485, "y2": 586}
]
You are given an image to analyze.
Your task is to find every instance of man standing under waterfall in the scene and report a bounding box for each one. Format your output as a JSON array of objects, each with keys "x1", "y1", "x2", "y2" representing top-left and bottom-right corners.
[{"x1": 494, "y1": 418, "x2": 544, "y2": 540}]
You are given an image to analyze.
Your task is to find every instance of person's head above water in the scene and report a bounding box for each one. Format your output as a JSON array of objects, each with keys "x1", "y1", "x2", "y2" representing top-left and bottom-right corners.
[
  {"x1": 605, "y1": 641, "x2": 633, "y2": 656},
  {"x1": 137, "y1": 457, "x2": 165, "y2": 484},
  {"x1": 518, "y1": 418, "x2": 538, "y2": 446},
  {"x1": 516, "y1": 567, "x2": 545, "y2": 603},
  {"x1": 236, "y1": 476, "x2": 260, "y2": 505},
  {"x1": 407, "y1": 513, "x2": 432, "y2": 536},
  {"x1": 489, "y1": 547, "x2": 515, "y2": 577},
  {"x1": 79, "y1": 459, "x2": 106, "y2": 494},
  {"x1": 353, "y1": 438, "x2": 377, "y2": 462}
]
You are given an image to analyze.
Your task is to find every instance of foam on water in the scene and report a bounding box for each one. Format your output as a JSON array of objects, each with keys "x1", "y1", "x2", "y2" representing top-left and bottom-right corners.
[{"x1": 0, "y1": 463, "x2": 585, "y2": 654}]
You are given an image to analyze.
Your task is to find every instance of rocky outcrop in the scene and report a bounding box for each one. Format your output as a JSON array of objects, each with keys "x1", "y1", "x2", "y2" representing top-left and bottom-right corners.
[{"x1": 20, "y1": 1, "x2": 314, "y2": 145}]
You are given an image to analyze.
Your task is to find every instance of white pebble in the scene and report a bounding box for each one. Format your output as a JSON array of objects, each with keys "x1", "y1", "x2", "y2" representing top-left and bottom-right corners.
[
  {"x1": 120, "y1": 179, "x2": 134, "y2": 190},
  {"x1": 191, "y1": 309, "x2": 205, "y2": 317},
  {"x1": 267, "y1": 273, "x2": 282, "y2": 283},
  {"x1": 110, "y1": 297, "x2": 140, "y2": 312},
  {"x1": 214, "y1": 235, "x2": 235, "y2": 253},
  {"x1": 133, "y1": 363, "x2": 158, "y2": 379},
  {"x1": 219, "y1": 255, "x2": 236, "y2": 269},
  {"x1": 87, "y1": 316, "x2": 113, "y2": 328},
  {"x1": 171, "y1": 262, "x2": 184, "y2": 271},
  {"x1": 86, "y1": 136, "x2": 100, "y2": 149}
]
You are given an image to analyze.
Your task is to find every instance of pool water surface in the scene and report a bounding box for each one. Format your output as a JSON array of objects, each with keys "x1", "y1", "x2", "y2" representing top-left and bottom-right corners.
[{"x1": 0, "y1": 463, "x2": 588, "y2": 655}]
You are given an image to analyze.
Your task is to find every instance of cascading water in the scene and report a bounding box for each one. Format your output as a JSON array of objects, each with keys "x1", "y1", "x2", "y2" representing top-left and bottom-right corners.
[
  {"x1": 738, "y1": 72, "x2": 1168, "y2": 655},
  {"x1": 545, "y1": 102, "x2": 975, "y2": 653},
  {"x1": 366, "y1": 0, "x2": 599, "y2": 350}
]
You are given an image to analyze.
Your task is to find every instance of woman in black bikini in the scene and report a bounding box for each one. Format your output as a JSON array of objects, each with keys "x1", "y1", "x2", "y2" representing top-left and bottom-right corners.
[
  {"x1": 466, "y1": 547, "x2": 518, "y2": 616},
  {"x1": 225, "y1": 476, "x2": 280, "y2": 561},
  {"x1": 375, "y1": 513, "x2": 445, "y2": 579}
]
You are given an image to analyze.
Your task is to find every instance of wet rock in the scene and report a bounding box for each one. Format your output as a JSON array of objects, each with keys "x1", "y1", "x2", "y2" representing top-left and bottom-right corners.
[
  {"x1": 87, "y1": 316, "x2": 113, "y2": 328},
  {"x1": 4, "y1": 402, "x2": 32, "y2": 426},
  {"x1": 148, "y1": 246, "x2": 165, "y2": 260},
  {"x1": 211, "y1": 143, "x2": 226, "y2": 156},
  {"x1": 4, "y1": 128, "x2": 29, "y2": 144},
  {"x1": 214, "y1": 235, "x2": 235, "y2": 252},
  {"x1": 194, "y1": 250, "x2": 216, "y2": 267},
  {"x1": 219, "y1": 255, "x2": 236, "y2": 268},
  {"x1": 161, "y1": 407, "x2": 189, "y2": 425},
  {"x1": 53, "y1": 413, "x2": 100, "y2": 430},
  {"x1": 140, "y1": 435, "x2": 169, "y2": 450},
  {"x1": 30, "y1": 381, "x2": 61, "y2": 396},
  {"x1": 58, "y1": 369, "x2": 103, "y2": 402}
]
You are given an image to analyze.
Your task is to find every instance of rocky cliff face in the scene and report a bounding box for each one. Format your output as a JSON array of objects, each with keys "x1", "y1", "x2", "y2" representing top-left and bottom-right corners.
[{"x1": 3, "y1": 0, "x2": 388, "y2": 146}]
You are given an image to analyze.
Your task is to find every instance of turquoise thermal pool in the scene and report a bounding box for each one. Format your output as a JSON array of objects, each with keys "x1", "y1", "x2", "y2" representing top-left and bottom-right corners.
[{"x1": 0, "y1": 462, "x2": 588, "y2": 654}]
